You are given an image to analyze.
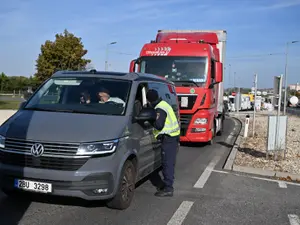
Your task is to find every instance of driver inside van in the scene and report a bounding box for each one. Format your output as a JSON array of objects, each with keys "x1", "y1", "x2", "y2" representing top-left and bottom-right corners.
[
  {"x1": 80, "y1": 91, "x2": 91, "y2": 104},
  {"x1": 97, "y1": 88, "x2": 125, "y2": 106}
]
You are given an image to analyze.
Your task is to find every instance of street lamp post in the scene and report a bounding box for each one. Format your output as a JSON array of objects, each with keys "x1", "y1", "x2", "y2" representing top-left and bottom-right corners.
[
  {"x1": 283, "y1": 40, "x2": 299, "y2": 115},
  {"x1": 105, "y1": 41, "x2": 117, "y2": 71}
]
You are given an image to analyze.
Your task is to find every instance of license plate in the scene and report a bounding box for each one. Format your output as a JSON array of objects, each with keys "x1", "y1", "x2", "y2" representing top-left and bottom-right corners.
[
  {"x1": 181, "y1": 97, "x2": 188, "y2": 107},
  {"x1": 14, "y1": 179, "x2": 52, "y2": 193}
]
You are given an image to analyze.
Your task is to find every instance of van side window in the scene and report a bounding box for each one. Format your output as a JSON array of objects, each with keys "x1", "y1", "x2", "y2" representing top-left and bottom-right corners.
[
  {"x1": 133, "y1": 83, "x2": 147, "y2": 117},
  {"x1": 148, "y1": 82, "x2": 179, "y2": 116}
]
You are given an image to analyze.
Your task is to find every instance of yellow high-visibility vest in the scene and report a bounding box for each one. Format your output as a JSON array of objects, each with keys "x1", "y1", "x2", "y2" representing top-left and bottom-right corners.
[{"x1": 153, "y1": 100, "x2": 180, "y2": 139}]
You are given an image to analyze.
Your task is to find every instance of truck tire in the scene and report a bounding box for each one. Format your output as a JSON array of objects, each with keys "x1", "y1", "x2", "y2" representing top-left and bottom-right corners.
[
  {"x1": 208, "y1": 122, "x2": 216, "y2": 145},
  {"x1": 106, "y1": 160, "x2": 136, "y2": 210},
  {"x1": 217, "y1": 116, "x2": 224, "y2": 136}
]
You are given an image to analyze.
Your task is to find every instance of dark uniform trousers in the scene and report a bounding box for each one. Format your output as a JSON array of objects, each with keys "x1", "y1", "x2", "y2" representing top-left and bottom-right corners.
[{"x1": 159, "y1": 135, "x2": 179, "y2": 192}]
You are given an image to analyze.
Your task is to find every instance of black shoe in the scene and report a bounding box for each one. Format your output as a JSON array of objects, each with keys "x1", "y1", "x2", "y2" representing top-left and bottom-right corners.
[
  {"x1": 154, "y1": 190, "x2": 174, "y2": 197},
  {"x1": 156, "y1": 186, "x2": 164, "y2": 192}
]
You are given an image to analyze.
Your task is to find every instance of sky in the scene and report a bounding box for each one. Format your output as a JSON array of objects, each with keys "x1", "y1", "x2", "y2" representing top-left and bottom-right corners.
[{"x1": 0, "y1": 0, "x2": 300, "y2": 88}]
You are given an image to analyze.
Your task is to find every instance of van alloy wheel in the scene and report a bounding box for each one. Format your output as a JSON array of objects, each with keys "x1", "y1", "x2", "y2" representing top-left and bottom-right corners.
[
  {"x1": 106, "y1": 160, "x2": 136, "y2": 210},
  {"x1": 121, "y1": 167, "x2": 134, "y2": 202}
]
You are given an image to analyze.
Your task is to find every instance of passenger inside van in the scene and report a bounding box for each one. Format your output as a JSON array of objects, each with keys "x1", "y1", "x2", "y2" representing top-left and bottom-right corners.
[{"x1": 97, "y1": 88, "x2": 125, "y2": 106}]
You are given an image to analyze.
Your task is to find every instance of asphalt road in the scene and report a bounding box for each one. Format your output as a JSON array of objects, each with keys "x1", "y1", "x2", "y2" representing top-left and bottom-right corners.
[{"x1": 1, "y1": 117, "x2": 299, "y2": 225}]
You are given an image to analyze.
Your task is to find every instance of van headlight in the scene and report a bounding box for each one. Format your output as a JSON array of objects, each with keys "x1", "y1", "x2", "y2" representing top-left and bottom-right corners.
[
  {"x1": 0, "y1": 135, "x2": 5, "y2": 148},
  {"x1": 77, "y1": 139, "x2": 118, "y2": 155}
]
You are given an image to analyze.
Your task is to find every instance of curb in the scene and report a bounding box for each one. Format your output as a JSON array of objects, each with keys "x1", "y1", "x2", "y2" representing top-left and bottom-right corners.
[
  {"x1": 224, "y1": 113, "x2": 300, "y2": 182},
  {"x1": 232, "y1": 165, "x2": 300, "y2": 181},
  {"x1": 223, "y1": 116, "x2": 244, "y2": 170}
]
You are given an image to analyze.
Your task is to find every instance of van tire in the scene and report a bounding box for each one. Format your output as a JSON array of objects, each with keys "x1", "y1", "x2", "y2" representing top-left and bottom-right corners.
[{"x1": 106, "y1": 160, "x2": 136, "y2": 210}]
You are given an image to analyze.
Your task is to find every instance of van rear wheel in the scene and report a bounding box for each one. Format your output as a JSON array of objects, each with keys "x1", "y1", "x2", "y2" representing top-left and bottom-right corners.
[{"x1": 106, "y1": 160, "x2": 136, "y2": 210}]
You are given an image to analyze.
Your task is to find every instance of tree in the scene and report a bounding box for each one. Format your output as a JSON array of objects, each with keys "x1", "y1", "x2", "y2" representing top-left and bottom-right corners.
[{"x1": 34, "y1": 29, "x2": 91, "y2": 83}]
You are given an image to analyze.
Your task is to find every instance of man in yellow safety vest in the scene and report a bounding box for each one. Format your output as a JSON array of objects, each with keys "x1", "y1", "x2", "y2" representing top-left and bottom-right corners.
[{"x1": 146, "y1": 89, "x2": 180, "y2": 197}]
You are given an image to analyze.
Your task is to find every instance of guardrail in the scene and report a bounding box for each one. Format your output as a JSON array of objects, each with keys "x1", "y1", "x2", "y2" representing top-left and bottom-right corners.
[{"x1": 286, "y1": 107, "x2": 300, "y2": 116}]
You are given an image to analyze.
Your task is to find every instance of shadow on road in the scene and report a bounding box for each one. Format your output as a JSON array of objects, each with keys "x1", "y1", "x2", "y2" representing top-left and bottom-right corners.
[
  {"x1": 217, "y1": 141, "x2": 234, "y2": 149},
  {"x1": 180, "y1": 142, "x2": 207, "y2": 148},
  {"x1": 0, "y1": 194, "x2": 31, "y2": 225},
  {"x1": 27, "y1": 193, "x2": 107, "y2": 208},
  {"x1": 238, "y1": 147, "x2": 266, "y2": 158}
]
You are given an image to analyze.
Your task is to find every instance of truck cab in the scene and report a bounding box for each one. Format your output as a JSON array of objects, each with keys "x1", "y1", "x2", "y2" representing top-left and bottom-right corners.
[{"x1": 130, "y1": 30, "x2": 227, "y2": 144}]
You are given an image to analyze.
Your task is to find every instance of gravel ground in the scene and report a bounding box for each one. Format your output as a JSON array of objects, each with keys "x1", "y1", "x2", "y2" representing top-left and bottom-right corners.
[{"x1": 233, "y1": 111, "x2": 300, "y2": 175}]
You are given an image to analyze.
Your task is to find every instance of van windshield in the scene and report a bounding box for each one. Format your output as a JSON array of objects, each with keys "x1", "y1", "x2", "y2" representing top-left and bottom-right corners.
[{"x1": 24, "y1": 77, "x2": 131, "y2": 115}]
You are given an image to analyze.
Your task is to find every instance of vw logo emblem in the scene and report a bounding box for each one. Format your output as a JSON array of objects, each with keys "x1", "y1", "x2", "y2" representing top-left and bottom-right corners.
[{"x1": 30, "y1": 143, "x2": 44, "y2": 157}]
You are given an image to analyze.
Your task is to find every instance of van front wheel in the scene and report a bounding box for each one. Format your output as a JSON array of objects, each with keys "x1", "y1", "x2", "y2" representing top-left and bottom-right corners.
[{"x1": 106, "y1": 160, "x2": 136, "y2": 210}]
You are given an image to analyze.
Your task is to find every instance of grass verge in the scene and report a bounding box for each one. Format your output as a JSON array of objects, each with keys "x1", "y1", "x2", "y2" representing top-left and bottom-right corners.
[{"x1": 0, "y1": 100, "x2": 21, "y2": 109}]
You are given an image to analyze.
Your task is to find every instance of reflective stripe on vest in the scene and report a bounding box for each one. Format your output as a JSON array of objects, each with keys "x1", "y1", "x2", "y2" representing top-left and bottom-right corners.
[{"x1": 153, "y1": 100, "x2": 180, "y2": 138}]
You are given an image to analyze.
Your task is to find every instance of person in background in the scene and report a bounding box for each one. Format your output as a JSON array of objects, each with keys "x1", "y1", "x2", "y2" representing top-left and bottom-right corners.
[{"x1": 146, "y1": 89, "x2": 180, "y2": 197}]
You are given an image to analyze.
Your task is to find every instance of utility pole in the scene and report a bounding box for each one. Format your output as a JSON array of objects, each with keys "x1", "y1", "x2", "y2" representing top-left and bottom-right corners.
[
  {"x1": 252, "y1": 73, "x2": 258, "y2": 137},
  {"x1": 283, "y1": 40, "x2": 299, "y2": 115},
  {"x1": 105, "y1": 41, "x2": 117, "y2": 71}
]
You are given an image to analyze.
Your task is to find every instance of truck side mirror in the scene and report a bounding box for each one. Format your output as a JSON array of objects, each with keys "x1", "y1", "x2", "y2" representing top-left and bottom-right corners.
[
  {"x1": 215, "y1": 62, "x2": 223, "y2": 83},
  {"x1": 129, "y1": 59, "x2": 137, "y2": 72}
]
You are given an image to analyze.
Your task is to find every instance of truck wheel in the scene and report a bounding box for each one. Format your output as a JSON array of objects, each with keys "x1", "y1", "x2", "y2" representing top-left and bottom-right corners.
[
  {"x1": 208, "y1": 122, "x2": 216, "y2": 145},
  {"x1": 106, "y1": 160, "x2": 136, "y2": 210},
  {"x1": 217, "y1": 117, "x2": 224, "y2": 136}
]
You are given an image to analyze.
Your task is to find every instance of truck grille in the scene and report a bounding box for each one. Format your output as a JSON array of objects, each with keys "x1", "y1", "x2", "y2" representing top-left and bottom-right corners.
[
  {"x1": 177, "y1": 95, "x2": 197, "y2": 110},
  {"x1": 180, "y1": 114, "x2": 193, "y2": 136},
  {"x1": 0, "y1": 138, "x2": 88, "y2": 171},
  {"x1": 0, "y1": 151, "x2": 88, "y2": 171},
  {"x1": 4, "y1": 138, "x2": 79, "y2": 157}
]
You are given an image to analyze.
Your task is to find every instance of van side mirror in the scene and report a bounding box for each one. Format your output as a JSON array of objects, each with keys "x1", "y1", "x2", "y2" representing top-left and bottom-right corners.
[
  {"x1": 135, "y1": 108, "x2": 156, "y2": 123},
  {"x1": 129, "y1": 59, "x2": 137, "y2": 72},
  {"x1": 215, "y1": 62, "x2": 223, "y2": 83}
]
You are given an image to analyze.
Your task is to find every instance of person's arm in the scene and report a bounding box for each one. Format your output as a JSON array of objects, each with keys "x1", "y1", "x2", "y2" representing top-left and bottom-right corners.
[{"x1": 153, "y1": 108, "x2": 167, "y2": 131}]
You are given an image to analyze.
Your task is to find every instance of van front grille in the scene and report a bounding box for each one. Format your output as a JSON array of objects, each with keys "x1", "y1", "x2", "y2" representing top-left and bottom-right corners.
[
  {"x1": 1, "y1": 138, "x2": 87, "y2": 170},
  {"x1": 4, "y1": 138, "x2": 79, "y2": 157},
  {"x1": 0, "y1": 151, "x2": 88, "y2": 171}
]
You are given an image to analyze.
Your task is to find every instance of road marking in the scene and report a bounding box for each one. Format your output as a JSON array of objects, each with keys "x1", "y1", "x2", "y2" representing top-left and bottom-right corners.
[
  {"x1": 278, "y1": 181, "x2": 287, "y2": 188},
  {"x1": 213, "y1": 169, "x2": 300, "y2": 187},
  {"x1": 167, "y1": 201, "x2": 194, "y2": 225},
  {"x1": 288, "y1": 214, "x2": 300, "y2": 225},
  {"x1": 194, "y1": 155, "x2": 221, "y2": 188}
]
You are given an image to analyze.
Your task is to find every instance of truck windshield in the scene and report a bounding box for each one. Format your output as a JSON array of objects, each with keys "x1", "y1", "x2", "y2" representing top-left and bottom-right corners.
[
  {"x1": 24, "y1": 77, "x2": 131, "y2": 115},
  {"x1": 140, "y1": 56, "x2": 208, "y2": 84}
]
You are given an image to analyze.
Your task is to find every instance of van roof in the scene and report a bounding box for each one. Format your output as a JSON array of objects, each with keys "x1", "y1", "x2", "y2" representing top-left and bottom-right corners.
[{"x1": 52, "y1": 70, "x2": 174, "y2": 85}]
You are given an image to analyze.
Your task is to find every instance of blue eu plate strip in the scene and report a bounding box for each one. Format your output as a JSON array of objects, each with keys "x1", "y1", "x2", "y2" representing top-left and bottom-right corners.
[{"x1": 14, "y1": 179, "x2": 18, "y2": 188}]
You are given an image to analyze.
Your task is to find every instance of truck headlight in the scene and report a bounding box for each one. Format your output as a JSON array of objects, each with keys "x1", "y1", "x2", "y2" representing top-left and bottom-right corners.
[
  {"x1": 77, "y1": 139, "x2": 118, "y2": 156},
  {"x1": 0, "y1": 135, "x2": 5, "y2": 148},
  {"x1": 194, "y1": 118, "x2": 207, "y2": 125}
]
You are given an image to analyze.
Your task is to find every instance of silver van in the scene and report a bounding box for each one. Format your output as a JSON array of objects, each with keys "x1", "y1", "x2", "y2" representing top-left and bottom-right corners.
[{"x1": 0, "y1": 70, "x2": 179, "y2": 209}]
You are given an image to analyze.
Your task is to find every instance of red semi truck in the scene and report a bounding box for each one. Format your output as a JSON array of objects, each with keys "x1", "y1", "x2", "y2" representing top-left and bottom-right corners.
[{"x1": 129, "y1": 30, "x2": 227, "y2": 144}]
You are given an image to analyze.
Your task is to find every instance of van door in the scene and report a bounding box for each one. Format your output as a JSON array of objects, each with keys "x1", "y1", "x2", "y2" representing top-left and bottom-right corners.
[
  {"x1": 147, "y1": 81, "x2": 180, "y2": 170},
  {"x1": 132, "y1": 83, "x2": 155, "y2": 181}
]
